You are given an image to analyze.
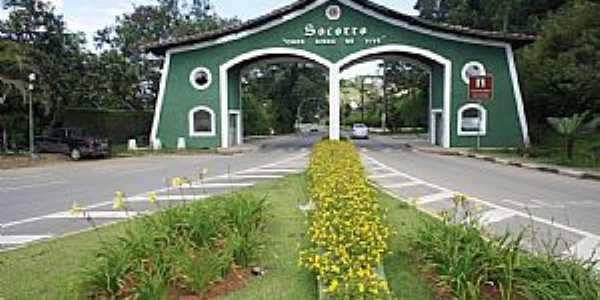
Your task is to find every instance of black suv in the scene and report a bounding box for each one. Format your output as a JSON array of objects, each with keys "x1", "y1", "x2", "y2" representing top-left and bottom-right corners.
[{"x1": 36, "y1": 128, "x2": 110, "y2": 160}]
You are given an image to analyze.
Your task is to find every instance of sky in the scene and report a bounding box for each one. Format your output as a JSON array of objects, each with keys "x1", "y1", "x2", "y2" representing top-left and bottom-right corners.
[{"x1": 0, "y1": 0, "x2": 418, "y2": 76}]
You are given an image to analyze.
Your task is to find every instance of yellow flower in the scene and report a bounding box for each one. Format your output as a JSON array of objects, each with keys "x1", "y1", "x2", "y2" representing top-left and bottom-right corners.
[
  {"x1": 70, "y1": 202, "x2": 83, "y2": 216},
  {"x1": 148, "y1": 192, "x2": 158, "y2": 205},
  {"x1": 326, "y1": 279, "x2": 339, "y2": 293},
  {"x1": 113, "y1": 191, "x2": 126, "y2": 210}
]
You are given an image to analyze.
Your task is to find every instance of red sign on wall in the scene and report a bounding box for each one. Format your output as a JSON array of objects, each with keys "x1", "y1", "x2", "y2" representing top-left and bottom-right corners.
[{"x1": 468, "y1": 75, "x2": 493, "y2": 101}]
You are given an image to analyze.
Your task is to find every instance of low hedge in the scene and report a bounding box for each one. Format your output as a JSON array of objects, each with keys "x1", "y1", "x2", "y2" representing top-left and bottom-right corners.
[
  {"x1": 82, "y1": 193, "x2": 268, "y2": 299},
  {"x1": 300, "y1": 140, "x2": 391, "y2": 299}
]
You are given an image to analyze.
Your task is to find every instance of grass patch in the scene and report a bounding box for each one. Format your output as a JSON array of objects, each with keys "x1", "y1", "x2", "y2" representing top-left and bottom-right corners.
[
  {"x1": 475, "y1": 133, "x2": 600, "y2": 170},
  {"x1": 379, "y1": 191, "x2": 436, "y2": 300},
  {"x1": 0, "y1": 176, "x2": 317, "y2": 300}
]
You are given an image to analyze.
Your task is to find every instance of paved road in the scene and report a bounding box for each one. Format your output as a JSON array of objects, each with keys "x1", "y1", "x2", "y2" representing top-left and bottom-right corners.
[
  {"x1": 356, "y1": 135, "x2": 600, "y2": 262},
  {"x1": 2, "y1": 133, "x2": 599, "y2": 261},
  {"x1": 0, "y1": 134, "x2": 318, "y2": 250}
]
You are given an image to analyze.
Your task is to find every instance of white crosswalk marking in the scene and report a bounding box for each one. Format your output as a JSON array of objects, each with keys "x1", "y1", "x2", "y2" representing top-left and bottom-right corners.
[
  {"x1": 237, "y1": 168, "x2": 301, "y2": 174},
  {"x1": 231, "y1": 174, "x2": 284, "y2": 179},
  {"x1": 476, "y1": 208, "x2": 515, "y2": 225},
  {"x1": 419, "y1": 191, "x2": 455, "y2": 205},
  {"x1": 382, "y1": 181, "x2": 422, "y2": 189},
  {"x1": 0, "y1": 235, "x2": 52, "y2": 245},
  {"x1": 127, "y1": 195, "x2": 210, "y2": 202},
  {"x1": 45, "y1": 211, "x2": 143, "y2": 219},
  {"x1": 369, "y1": 173, "x2": 405, "y2": 179},
  {"x1": 566, "y1": 236, "x2": 600, "y2": 261},
  {"x1": 187, "y1": 182, "x2": 255, "y2": 188}
]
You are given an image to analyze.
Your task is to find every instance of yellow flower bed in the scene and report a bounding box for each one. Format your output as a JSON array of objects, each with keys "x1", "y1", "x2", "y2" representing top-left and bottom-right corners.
[{"x1": 300, "y1": 141, "x2": 391, "y2": 299}]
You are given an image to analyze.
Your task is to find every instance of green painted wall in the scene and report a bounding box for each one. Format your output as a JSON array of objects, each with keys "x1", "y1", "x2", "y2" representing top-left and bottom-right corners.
[{"x1": 156, "y1": 0, "x2": 526, "y2": 149}]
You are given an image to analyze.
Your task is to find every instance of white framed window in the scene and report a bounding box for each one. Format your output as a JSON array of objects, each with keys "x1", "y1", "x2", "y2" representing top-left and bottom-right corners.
[
  {"x1": 458, "y1": 103, "x2": 487, "y2": 136},
  {"x1": 461, "y1": 61, "x2": 486, "y2": 84},
  {"x1": 189, "y1": 106, "x2": 216, "y2": 137},
  {"x1": 325, "y1": 5, "x2": 342, "y2": 20},
  {"x1": 189, "y1": 67, "x2": 212, "y2": 90}
]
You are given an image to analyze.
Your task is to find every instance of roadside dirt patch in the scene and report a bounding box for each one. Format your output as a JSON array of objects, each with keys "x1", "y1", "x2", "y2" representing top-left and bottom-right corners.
[
  {"x1": 0, "y1": 154, "x2": 69, "y2": 170},
  {"x1": 169, "y1": 266, "x2": 253, "y2": 300}
]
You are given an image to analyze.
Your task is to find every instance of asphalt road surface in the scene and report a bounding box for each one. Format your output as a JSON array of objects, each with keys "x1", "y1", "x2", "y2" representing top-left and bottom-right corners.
[
  {"x1": 1, "y1": 133, "x2": 599, "y2": 262},
  {"x1": 0, "y1": 134, "x2": 317, "y2": 250},
  {"x1": 355, "y1": 134, "x2": 600, "y2": 262}
]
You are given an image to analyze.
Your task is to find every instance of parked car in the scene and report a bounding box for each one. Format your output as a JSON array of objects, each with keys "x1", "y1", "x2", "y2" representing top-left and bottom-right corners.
[
  {"x1": 351, "y1": 123, "x2": 369, "y2": 139},
  {"x1": 36, "y1": 128, "x2": 110, "y2": 160}
]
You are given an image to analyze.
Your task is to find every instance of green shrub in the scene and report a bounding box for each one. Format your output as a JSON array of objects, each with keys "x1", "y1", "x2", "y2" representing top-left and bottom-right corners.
[
  {"x1": 414, "y1": 197, "x2": 600, "y2": 300},
  {"x1": 82, "y1": 193, "x2": 269, "y2": 298}
]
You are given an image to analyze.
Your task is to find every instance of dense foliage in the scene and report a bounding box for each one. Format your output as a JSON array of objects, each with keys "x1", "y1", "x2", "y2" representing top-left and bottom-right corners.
[
  {"x1": 0, "y1": 0, "x2": 234, "y2": 150},
  {"x1": 300, "y1": 141, "x2": 391, "y2": 299},
  {"x1": 415, "y1": 195, "x2": 600, "y2": 300},
  {"x1": 84, "y1": 193, "x2": 268, "y2": 298}
]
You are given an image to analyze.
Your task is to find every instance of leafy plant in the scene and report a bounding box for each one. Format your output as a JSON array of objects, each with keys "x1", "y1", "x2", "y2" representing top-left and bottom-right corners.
[{"x1": 547, "y1": 111, "x2": 590, "y2": 159}]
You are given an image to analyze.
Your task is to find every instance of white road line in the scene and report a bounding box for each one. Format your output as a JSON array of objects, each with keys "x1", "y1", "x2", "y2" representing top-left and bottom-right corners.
[
  {"x1": 382, "y1": 181, "x2": 423, "y2": 189},
  {"x1": 502, "y1": 199, "x2": 541, "y2": 209},
  {"x1": 0, "y1": 180, "x2": 69, "y2": 192},
  {"x1": 186, "y1": 182, "x2": 255, "y2": 189},
  {"x1": 237, "y1": 168, "x2": 301, "y2": 174},
  {"x1": 362, "y1": 154, "x2": 600, "y2": 244},
  {"x1": 419, "y1": 191, "x2": 456, "y2": 205},
  {"x1": 127, "y1": 195, "x2": 210, "y2": 202},
  {"x1": 530, "y1": 199, "x2": 566, "y2": 209},
  {"x1": 0, "y1": 151, "x2": 307, "y2": 232},
  {"x1": 480, "y1": 208, "x2": 517, "y2": 225},
  {"x1": 565, "y1": 236, "x2": 600, "y2": 261},
  {"x1": 231, "y1": 174, "x2": 284, "y2": 179},
  {"x1": 369, "y1": 173, "x2": 406, "y2": 180},
  {"x1": 45, "y1": 211, "x2": 144, "y2": 219},
  {"x1": 0, "y1": 235, "x2": 52, "y2": 245}
]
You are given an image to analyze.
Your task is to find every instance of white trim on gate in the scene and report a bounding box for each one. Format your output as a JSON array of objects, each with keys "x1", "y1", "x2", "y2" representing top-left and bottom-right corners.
[
  {"x1": 150, "y1": 50, "x2": 172, "y2": 146},
  {"x1": 457, "y1": 103, "x2": 487, "y2": 136},
  {"x1": 189, "y1": 105, "x2": 217, "y2": 137},
  {"x1": 430, "y1": 109, "x2": 443, "y2": 145},
  {"x1": 220, "y1": 47, "x2": 334, "y2": 148},
  {"x1": 168, "y1": 0, "x2": 509, "y2": 55},
  {"x1": 229, "y1": 109, "x2": 243, "y2": 145},
  {"x1": 505, "y1": 45, "x2": 531, "y2": 146},
  {"x1": 336, "y1": 45, "x2": 452, "y2": 148}
]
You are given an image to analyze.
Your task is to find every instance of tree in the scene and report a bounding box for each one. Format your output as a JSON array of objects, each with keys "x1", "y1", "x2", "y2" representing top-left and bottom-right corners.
[
  {"x1": 414, "y1": 0, "x2": 567, "y2": 33},
  {"x1": 548, "y1": 111, "x2": 590, "y2": 159},
  {"x1": 518, "y1": 1, "x2": 600, "y2": 140},
  {"x1": 95, "y1": 0, "x2": 239, "y2": 109}
]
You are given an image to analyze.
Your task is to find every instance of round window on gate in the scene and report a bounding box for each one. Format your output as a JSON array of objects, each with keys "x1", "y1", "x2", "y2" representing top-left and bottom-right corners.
[
  {"x1": 189, "y1": 67, "x2": 212, "y2": 90},
  {"x1": 461, "y1": 61, "x2": 486, "y2": 84},
  {"x1": 325, "y1": 5, "x2": 342, "y2": 21}
]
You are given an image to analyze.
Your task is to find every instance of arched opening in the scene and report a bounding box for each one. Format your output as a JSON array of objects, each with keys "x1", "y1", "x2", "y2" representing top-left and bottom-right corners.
[
  {"x1": 337, "y1": 45, "x2": 452, "y2": 147},
  {"x1": 220, "y1": 48, "x2": 333, "y2": 148}
]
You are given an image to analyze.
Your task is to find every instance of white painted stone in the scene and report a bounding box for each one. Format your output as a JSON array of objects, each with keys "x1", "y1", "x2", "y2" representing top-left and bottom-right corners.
[
  {"x1": 127, "y1": 139, "x2": 137, "y2": 151},
  {"x1": 177, "y1": 137, "x2": 186, "y2": 150}
]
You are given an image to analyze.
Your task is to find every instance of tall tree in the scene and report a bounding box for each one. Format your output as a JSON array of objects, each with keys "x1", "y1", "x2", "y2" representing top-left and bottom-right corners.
[{"x1": 518, "y1": 1, "x2": 600, "y2": 140}]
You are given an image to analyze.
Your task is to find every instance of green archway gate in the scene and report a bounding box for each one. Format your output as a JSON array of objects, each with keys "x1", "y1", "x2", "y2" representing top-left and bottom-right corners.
[{"x1": 147, "y1": 0, "x2": 533, "y2": 149}]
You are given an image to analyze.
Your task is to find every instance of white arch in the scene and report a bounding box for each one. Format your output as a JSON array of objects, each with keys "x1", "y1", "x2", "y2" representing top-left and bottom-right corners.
[
  {"x1": 220, "y1": 47, "x2": 334, "y2": 148},
  {"x1": 336, "y1": 45, "x2": 453, "y2": 148},
  {"x1": 188, "y1": 105, "x2": 216, "y2": 137}
]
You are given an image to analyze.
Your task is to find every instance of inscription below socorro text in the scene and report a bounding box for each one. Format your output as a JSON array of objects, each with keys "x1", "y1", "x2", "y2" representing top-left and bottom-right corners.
[{"x1": 283, "y1": 23, "x2": 383, "y2": 46}]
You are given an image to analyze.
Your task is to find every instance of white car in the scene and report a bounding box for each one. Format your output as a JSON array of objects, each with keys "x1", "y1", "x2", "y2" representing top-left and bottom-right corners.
[{"x1": 351, "y1": 123, "x2": 369, "y2": 139}]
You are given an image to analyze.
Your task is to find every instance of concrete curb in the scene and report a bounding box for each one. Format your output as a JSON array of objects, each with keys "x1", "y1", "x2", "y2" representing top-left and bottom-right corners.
[{"x1": 412, "y1": 146, "x2": 600, "y2": 182}]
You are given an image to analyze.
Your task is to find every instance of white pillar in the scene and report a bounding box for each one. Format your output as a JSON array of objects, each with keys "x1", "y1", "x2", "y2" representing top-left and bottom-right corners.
[
  {"x1": 329, "y1": 66, "x2": 341, "y2": 140},
  {"x1": 127, "y1": 139, "x2": 137, "y2": 151}
]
